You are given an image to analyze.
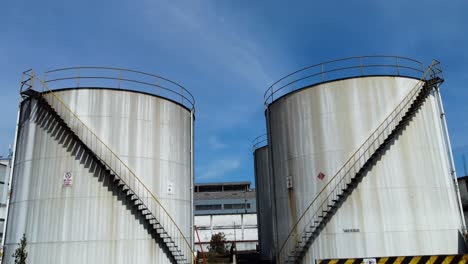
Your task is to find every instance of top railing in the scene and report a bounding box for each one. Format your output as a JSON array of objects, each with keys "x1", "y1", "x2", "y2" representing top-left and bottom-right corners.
[
  {"x1": 252, "y1": 134, "x2": 268, "y2": 152},
  {"x1": 42, "y1": 67, "x2": 195, "y2": 111},
  {"x1": 264, "y1": 56, "x2": 425, "y2": 108}
]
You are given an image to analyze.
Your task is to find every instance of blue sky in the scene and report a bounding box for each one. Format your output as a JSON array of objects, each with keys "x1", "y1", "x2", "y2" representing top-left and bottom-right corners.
[{"x1": 1, "y1": 0, "x2": 468, "y2": 184}]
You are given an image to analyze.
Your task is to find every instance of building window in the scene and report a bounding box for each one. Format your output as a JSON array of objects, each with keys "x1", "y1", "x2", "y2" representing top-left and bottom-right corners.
[
  {"x1": 224, "y1": 203, "x2": 251, "y2": 210},
  {"x1": 195, "y1": 204, "x2": 222, "y2": 211}
]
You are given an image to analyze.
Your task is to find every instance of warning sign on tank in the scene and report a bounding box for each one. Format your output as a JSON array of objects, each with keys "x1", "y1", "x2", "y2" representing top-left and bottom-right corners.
[
  {"x1": 317, "y1": 172, "x2": 326, "y2": 180},
  {"x1": 63, "y1": 171, "x2": 73, "y2": 187}
]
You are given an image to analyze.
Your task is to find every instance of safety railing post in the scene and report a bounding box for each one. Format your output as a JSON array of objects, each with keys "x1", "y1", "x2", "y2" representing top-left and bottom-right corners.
[
  {"x1": 291, "y1": 75, "x2": 294, "y2": 92},
  {"x1": 77, "y1": 67, "x2": 80, "y2": 88},
  {"x1": 181, "y1": 87, "x2": 184, "y2": 106},
  {"x1": 321, "y1": 63, "x2": 325, "y2": 81},
  {"x1": 30, "y1": 70, "x2": 35, "y2": 90},
  {"x1": 43, "y1": 72, "x2": 48, "y2": 92},
  {"x1": 155, "y1": 78, "x2": 158, "y2": 95},
  {"x1": 359, "y1": 57, "x2": 364, "y2": 76},
  {"x1": 19, "y1": 73, "x2": 25, "y2": 93},
  {"x1": 271, "y1": 87, "x2": 274, "y2": 102},
  {"x1": 118, "y1": 69, "x2": 122, "y2": 89},
  {"x1": 396, "y1": 57, "x2": 400, "y2": 76}
]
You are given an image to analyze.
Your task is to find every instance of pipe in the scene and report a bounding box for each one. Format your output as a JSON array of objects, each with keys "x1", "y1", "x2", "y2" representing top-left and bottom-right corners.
[
  {"x1": 435, "y1": 87, "x2": 467, "y2": 233},
  {"x1": 190, "y1": 110, "x2": 195, "y2": 262},
  {"x1": 194, "y1": 225, "x2": 206, "y2": 264}
]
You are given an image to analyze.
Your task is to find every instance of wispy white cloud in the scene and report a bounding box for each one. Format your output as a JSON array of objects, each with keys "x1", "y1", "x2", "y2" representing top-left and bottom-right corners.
[
  {"x1": 198, "y1": 157, "x2": 241, "y2": 180},
  {"x1": 141, "y1": 0, "x2": 273, "y2": 90},
  {"x1": 208, "y1": 135, "x2": 227, "y2": 150},
  {"x1": 138, "y1": 0, "x2": 275, "y2": 140}
]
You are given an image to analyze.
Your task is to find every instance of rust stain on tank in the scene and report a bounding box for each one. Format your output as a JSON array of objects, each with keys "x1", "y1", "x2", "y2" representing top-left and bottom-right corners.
[{"x1": 287, "y1": 179, "x2": 298, "y2": 234}]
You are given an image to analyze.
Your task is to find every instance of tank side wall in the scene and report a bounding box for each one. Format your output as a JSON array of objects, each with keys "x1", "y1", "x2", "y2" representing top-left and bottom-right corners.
[
  {"x1": 303, "y1": 89, "x2": 462, "y2": 261},
  {"x1": 48, "y1": 89, "x2": 192, "y2": 239},
  {"x1": 4, "y1": 88, "x2": 192, "y2": 264},
  {"x1": 268, "y1": 76, "x2": 463, "y2": 260}
]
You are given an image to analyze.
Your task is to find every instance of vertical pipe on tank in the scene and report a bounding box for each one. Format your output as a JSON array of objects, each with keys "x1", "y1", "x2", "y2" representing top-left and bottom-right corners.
[
  {"x1": 190, "y1": 110, "x2": 195, "y2": 261},
  {"x1": 1, "y1": 100, "x2": 22, "y2": 257},
  {"x1": 435, "y1": 87, "x2": 467, "y2": 232}
]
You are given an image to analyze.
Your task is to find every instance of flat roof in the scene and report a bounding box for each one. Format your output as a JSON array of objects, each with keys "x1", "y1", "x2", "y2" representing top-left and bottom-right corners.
[
  {"x1": 195, "y1": 190, "x2": 256, "y2": 200},
  {"x1": 195, "y1": 181, "x2": 251, "y2": 187}
]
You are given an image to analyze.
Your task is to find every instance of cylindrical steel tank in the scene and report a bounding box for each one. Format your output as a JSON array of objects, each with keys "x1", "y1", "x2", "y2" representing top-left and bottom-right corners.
[
  {"x1": 265, "y1": 57, "x2": 465, "y2": 262},
  {"x1": 3, "y1": 68, "x2": 194, "y2": 264},
  {"x1": 253, "y1": 135, "x2": 275, "y2": 261}
]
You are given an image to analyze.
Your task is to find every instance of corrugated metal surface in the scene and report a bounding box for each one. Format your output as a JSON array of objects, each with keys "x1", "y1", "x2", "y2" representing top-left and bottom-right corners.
[
  {"x1": 267, "y1": 76, "x2": 463, "y2": 261},
  {"x1": 254, "y1": 145, "x2": 275, "y2": 261},
  {"x1": 3, "y1": 88, "x2": 192, "y2": 263}
]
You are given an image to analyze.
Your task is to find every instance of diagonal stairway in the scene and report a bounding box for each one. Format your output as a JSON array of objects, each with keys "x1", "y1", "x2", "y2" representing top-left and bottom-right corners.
[
  {"x1": 19, "y1": 71, "x2": 193, "y2": 264},
  {"x1": 278, "y1": 61, "x2": 444, "y2": 264}
]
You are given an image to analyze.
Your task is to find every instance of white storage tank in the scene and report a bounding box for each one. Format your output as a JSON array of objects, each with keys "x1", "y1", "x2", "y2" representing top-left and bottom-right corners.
[
  {"x1": 252, "y1": 135, "x2": 276, "y2": 261},
  {"x1": 264, "y1": 57, "x2": 465, "y2": 263},
  {"x1": 3, "y1": 68, "x2": 195, "y2": 264}
]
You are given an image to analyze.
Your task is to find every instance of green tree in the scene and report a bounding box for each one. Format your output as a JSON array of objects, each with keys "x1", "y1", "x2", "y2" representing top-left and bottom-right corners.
[
  {"x1": 12, "y1": 234, "x2": 27, "y2": 264},
  {"x1": 207, "y1": 232, "x2": 228, "y2": 255}
]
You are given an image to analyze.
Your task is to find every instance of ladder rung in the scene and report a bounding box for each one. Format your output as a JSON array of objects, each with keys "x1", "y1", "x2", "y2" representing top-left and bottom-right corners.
[
  {"x1": 145, "y1": 215, "x2": 155, "y2": 220},
  {"x1": 157, "y1": 229, "x2": 167, "y2": 234},
  {"x1": 141, "y1": 209, "x2": 151, "y2": 215}
]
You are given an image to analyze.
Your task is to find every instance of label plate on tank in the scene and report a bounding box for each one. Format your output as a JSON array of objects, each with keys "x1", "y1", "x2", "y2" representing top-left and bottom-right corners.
[{"x1": 63, "y1": 171, "x2": 73, "y2": 187}]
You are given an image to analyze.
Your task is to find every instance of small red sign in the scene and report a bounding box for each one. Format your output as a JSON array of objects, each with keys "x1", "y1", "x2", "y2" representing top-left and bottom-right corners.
[{"x1": 317, "y1": 172, "x2": 325, "y2": 180}]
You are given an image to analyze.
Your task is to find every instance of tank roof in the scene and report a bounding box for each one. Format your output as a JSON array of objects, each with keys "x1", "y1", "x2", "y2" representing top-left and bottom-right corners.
[
  {"x1": 264, "y1": 55, "x2": 425, "y2": 108},
  {"x1": 26, "y1": 67, "x2": 195, "y2": 112}
]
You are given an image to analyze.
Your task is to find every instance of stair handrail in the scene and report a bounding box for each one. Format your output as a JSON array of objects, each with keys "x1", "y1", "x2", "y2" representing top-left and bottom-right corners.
[
  {"x1": 277, "y1": 60, "x2": 443, "y2": 263},
  {"x1": 20, "y1": 70, "x2": 195, "y2": 263}
]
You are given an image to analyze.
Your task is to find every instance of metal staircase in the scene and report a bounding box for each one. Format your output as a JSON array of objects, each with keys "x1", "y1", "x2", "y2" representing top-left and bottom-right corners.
[
  {"x1": 19, "y1": 70, "x2": 194, "y2": 264},
  {"x1": 277, "y1": 61, "x2": 444, "y2": 264}
]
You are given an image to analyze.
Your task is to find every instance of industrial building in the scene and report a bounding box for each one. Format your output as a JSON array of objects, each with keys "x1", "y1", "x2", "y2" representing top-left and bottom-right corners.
[
  {"x1": 254, "y1": 56, "x2": 466, "y2": 263},
  {"x1": 0, "y1": 155, "x2": 11, "y2": 244},
  {"x1": 2, "y1": 68, "x2": 195, "y2": 264},
  {"x1": 193, "y1": 182, "x2": 258, "y2": 252}
]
